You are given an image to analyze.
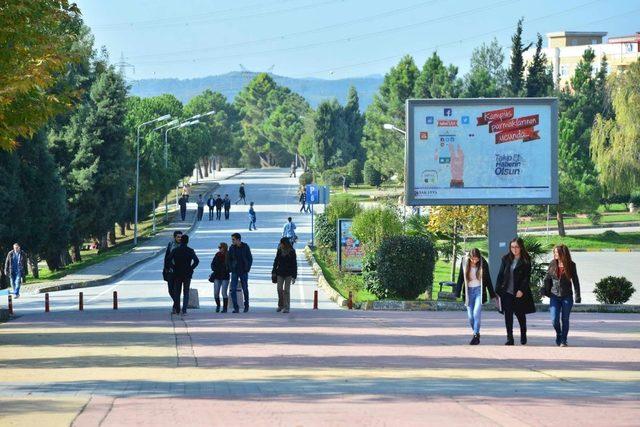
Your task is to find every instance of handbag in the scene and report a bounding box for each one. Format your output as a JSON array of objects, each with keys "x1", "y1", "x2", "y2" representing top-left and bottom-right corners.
[
  {"x1": 208, "y1": 272, "x2": 216, "y2": 283},
  {"x1": 271, "y1": 272, "x2": 278, "y2": 284}
]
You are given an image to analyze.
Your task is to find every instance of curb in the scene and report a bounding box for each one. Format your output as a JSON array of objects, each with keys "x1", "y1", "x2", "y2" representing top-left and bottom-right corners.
[
  {"x1": 362, "y1": 300, "x2": 640, "y2": 313},
  {"x1": 29, "y1": 169, "x2": 246, "y2": 295},
  {"x1": 303, "y1": 246, "x2": 350, "y2": 308}
]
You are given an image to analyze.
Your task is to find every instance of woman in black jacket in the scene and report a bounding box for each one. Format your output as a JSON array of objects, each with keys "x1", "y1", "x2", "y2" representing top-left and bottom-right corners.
[
  {"x1": 495, "y1": 237, "x2": 536, "y2": 345},
  {"x1": 455, "y1": 248, "x2": 497, "y2": 345},
  {"x1": 211, "y1": 242, "x2": 230, "y2": 313},
  {"x1": 543, "y1": 244, "x2": 581, "y2": 347},
  {"x1": 272, "y1": 237, "x2": 297, "y2": 313}
]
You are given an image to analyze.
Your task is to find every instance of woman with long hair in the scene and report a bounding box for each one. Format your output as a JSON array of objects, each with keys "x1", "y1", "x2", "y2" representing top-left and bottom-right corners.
[
  {"x1": 543, "y1": 244, "x2": 581, "y2": 346},
  {"x1": 272, "y1": 237, "x2": 297, "y2": 313},
  {"x1": 210, "y1": 242, "x2": 230, "y2": 313},
  {"x1": 455, "y1": 248, "x2": 497, "y2": 345},
  {"x1": 495, "y1": 237, "x2": 536, "y2": 345}
]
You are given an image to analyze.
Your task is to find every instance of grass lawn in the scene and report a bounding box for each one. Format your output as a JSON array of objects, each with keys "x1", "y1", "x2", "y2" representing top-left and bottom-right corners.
[
  {"x1": 531, "y1": 232, "x2": 640, "y2": 249},
  {"x1": 521, "y1": 212, "x2": 639, "y2": 228}
]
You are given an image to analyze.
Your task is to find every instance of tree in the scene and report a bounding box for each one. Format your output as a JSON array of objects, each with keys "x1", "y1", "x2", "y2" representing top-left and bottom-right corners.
[
  {"x1": 525, "y1": 34, "x2": 554, "y2": 97},
  {"x1": 0, "y1": 1, "x2": 82, "y2": 150},
  {"x1": 312, "y1": 99, "x2": 348, "y2": 170},
  {"x1": 343, "y1": 86, "x2": 365, "y2": 162},
  {"x1": 506, "y1": 18, "x2": 532, "y2": 96},
  {"x1": 264, "y1": 91, "x2": 310, "y2": 167},
  {"x1": 591, "y1": 60, "x2": 640, "y2": 196},
  {"x1": 463, "y1": 39, "x2": 507, "y2": 98},
  {"x1": 414, "y1": 52, "x2": 461, "y2": 99}
]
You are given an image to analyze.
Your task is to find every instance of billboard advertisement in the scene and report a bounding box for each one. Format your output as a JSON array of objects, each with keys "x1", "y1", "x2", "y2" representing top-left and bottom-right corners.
[
  {"x1": 337, "y1": 219, "x2": 364, "y2": 272},
  {"x1": 406, "y1": 98, "x2": 558, "y2": 205}
]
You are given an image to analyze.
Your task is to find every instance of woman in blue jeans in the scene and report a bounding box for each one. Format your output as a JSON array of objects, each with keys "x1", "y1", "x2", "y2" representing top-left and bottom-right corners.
[
  {"x1": 543, "y1": 244, "x2": 581, "y2": 347},
  {"x1": 455, "y1": 248, "x2": 498, "y2": 345}
]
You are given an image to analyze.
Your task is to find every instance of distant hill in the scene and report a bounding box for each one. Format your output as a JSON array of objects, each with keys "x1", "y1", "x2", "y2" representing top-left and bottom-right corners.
[{"x1": 128, "y1": 72, "x2": 383, "y2": 110}]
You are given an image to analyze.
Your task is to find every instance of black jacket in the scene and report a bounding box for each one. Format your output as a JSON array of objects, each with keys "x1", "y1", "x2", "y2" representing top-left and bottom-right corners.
[
  {"x1": 215, "y1": 197, "x2": 224, "y2": 209},
  {"x1": 228, "y1": 242, "x2": 253, "y2": 274},
  {"x1": 495, "y1": 255, "x2": 536, "y2": 314},
  {"x1": 163, "y1": 240, "x2": 180, "y2": 280},
  {"x1": 210, "y1": 252, "x2": 230, "y2": 280},
  {"x1": 4, "y1": 250, "x2": 28, "y2": 278},
  {"x1": 165, "y1": 244, "x2": 199, "y2": 279},
  {"x1": 207, "y1": 197, "x2": 215, "y2": 208},
  {"x1": 223, "y1": 198, "x2": 231, "y2": 210},
  {"x1": 272, "y1": 249, "x2": 297, "y2": 279},
  {"x1": 178, "y1": 197, "x2": 187, "y2": 209},
  {"x1": 455, "y1": 257, "x2": 496, "y2": 305},
  {"x1": 543, "y1": 260, "x2": 581, "y2": 301},
  {"x1": 239, "y1": 186, "x2": 246, "y2": 197}
]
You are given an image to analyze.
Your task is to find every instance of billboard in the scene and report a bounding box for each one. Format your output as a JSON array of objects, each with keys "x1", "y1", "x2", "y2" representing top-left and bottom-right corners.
[
  {"x1": 406, "y1": 98, "x2": 558, "y2": 205},
  {"x1": 337, "y1": 219, "x2": 364, "y2": 272}
]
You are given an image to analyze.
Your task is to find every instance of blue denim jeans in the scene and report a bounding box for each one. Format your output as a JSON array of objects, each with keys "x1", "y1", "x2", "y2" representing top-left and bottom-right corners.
[
  {"x1": 549, "y1": 294, "x2": 573, "y2": 343},
  {"x1": 10, "y1": 273, "x2": 22, "y2": 296},
  {"x1": 230, "y1": 272, "x2": 249, "y2": 310},
  {"x1": 466, "y1": 286, "x2": 482, "y2": 335}
]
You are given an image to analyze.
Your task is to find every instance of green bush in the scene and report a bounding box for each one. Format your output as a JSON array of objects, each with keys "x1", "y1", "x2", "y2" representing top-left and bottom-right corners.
[
  {"x1": 600, "y1": 230, "x2": 620, "y2": 240},
  {"x1": 630, "y1": 190, "x2": 640, "y2": 206},
  {"x1": 315, "y1": 197, "x2": 363, "y2": 250},
  {"x1": 299, "y1": 171, "x2": 313, "y2": 186},
  {"x1": 363, "y1": 160, "x2": 382, "y2": 187},
  {"x1": 372, "y1": 235, "x2": 436, "y2": 299},
  {"x1": 588, "y1": 211, "x2": 602, "y2": 225},
  {"x1": 326, "y1": 196, "x2": 362, "y2": 224},
  {"x1": 352, "y1": 206, "x2": 403, "y2": 250},
  {"x1": 314, "y1": 213, "x2": 336, "y2": 249},
  {"x1": 594, "y1": 276, "x2": 635, "y2": 304},
  {"x1": 362, "y1": 251, "x2": 381, "y2": 297},
  {"x1": 347, "y1": 159, "x2": 363, "y2": 185}
]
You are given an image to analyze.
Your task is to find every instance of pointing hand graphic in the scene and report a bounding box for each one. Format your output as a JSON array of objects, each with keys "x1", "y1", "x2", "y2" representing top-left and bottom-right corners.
[{"x1": 449, "y1": 144, "x2": 464, "y2": 188}]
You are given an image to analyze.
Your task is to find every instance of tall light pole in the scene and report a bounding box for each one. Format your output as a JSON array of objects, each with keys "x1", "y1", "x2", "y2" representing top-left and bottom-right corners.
[
  {"x1": 134, "y1": 114, "x2": 171, "y2": 245},
  {"x1": 382, "y1": 123, "x2": 412, "y2": 216}
]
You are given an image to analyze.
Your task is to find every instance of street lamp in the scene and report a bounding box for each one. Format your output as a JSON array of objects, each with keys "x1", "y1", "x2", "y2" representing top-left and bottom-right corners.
[
  {"x1": 134, "y1": 114, "x2": 172, "y2": 245},
  {"x1": 383, "y1": 123, "x2": 406, "y2": 135}
]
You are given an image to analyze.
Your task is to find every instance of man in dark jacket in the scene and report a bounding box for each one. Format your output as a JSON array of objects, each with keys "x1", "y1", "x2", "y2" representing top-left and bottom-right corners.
[
  {"x1": 215, "y1": 194, "x2": 224, "y2": 220},
  {"x1": 163, "y1": 231, "x2": 182, "y2": 313},
  {"x1": 228, "y1": 232, "x2": 253, "y2": 313},
  {"x1": 4, "y1": 243, "x2": 27, "y2": 298},
  {"x1": 165, "y1": 234, "x2": 199, "y2": 315},
  {"x1": 178, "y1": 195, "x2": 187, "y2": 221},
  {"x1": 207, "y1": 194, "x2": 215, "y2": 221},
  {"x1": 223, "y1": 194, "x2": 231, "y2": 220}
]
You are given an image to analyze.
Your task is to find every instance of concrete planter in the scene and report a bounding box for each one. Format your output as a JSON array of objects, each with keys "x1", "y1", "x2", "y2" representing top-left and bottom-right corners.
[{"x1": 303, "y1": 246, "x2": 350, "y2": 308}]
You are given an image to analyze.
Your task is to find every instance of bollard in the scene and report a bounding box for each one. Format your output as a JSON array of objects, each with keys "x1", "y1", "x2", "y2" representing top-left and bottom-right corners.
[
  {"x1": 8, "y1": 294, "x2": 13, "y2": 315},
  {"x1": 45, "y1": 293, "x2": 50, "y2": 312},
  {"x1": 313, "y1": 290, "x2": 318, "y2": 310},
  {"x1": 348, "y1": 291, "x2": 353, "y2": 310},
  {"x1": 79, "y1": 292, "x2": 83, "y2": 311},
  {"x1": 113, "y1": 291, "x2": 118, "y2": 310}
]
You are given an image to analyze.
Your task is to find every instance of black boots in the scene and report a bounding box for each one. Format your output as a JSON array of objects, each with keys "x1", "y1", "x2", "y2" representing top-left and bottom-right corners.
[
  {"x1": 505, "y1": 334, "x2": 514, "y2": 346},
  {"x1": 221, "y1": 298, "x2": 228, "y2": 313},
  {"x1": 469, "y1": 334, "x2": 480, "y2": 345},
  {"x1": 520, "y1": 328, "x2": 527, "y2": 345},
  {"x1": 215, "y1": 297, "x2": 221, "y2": 313}
]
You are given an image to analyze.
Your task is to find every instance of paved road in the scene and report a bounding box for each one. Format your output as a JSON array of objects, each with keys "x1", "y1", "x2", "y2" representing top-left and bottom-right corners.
[{"x1": 2, "y1": 168, "x2": 333, "y2": 315}]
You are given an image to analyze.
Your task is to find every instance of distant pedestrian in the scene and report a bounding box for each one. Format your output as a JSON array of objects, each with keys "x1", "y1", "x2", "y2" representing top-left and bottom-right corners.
[
  {"x1": 163, "y1": 231, "x2": 182, "y2": 314},
  {"x1": 543, "y1": 244, "x2": 581, "y2": 347},
  {"x1": 299, "y1": 190, "x2": 307, "y2": 213},
  {"x1": 495, "y1": 237, "x2": 536, "y2": 346},
  {"x1": 223, "y1": 194, "x2": 231, "y2": 220},
  {"x1": 290, "y1": 161, "x2": 297, "y2": 178},
  {"x1": 272, "y1": 237, "x2": 297, "y2": 313},
  {"x1": 236, "y1": 183, "x2": 246, "y2": 204},
  {"x1": 282, "y1": 217, "x2": 297, "y2": 245},
  {"x1": 196, "y1": 194, "x2": 205, "y2": 221},
  {"x1": 207, "y1": 194, "x2": 215, "y2": 221},
  {"x1": 4, "y1": 243, "x2": 27, "y2": 299},
  {"x1": 248, "y1": 202, "x2": 257, "y2": 231},
  {"x1": 455, "y1": 248, "x2": 497, "y2": 345},
  {"x1": 182, "y1": 183, "x2": 191, "y2": 201},
  {"x1": 178, "y1": 195, "x2": 187, "y2": 221},
  {"x1": 165, "y1": 234, "x2": 199, "y2": 316},
  {"x1": 215, "y1": 194, "x2": 223, "y2": 220},
  {"x1": 228, "y1": 233, "x2": 253, "y2": 313},
  {"x1": 210, "y1": 242, "x2": 230, "y2": 313}
]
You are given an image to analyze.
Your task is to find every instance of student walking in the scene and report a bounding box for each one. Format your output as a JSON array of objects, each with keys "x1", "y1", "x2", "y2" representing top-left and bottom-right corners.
[
  {"x1": 282, "y1": 217, "x2": 297, "y2": 245},
  {"x1": 4, "y1": 243, "x2": 27, "y2": 299},
  {"x1": 178, "y1": 195, "x2": 187, "y2": 221},
  {"x1": 215, "y1": 194, "x2": 223, "y2": 220},
  {"x1": 248, "y1": 202, "x2": 257, "y2": 231},
  {"x1": 207, "y1": 194, "x2": 215, "y2": 221},
  {"x1": 196, "y1": 194, "x2": 205, "y2": 221},
  {"x1": 455, "y1": 248, "x2": 497, "y2": 345},
  {"x1": 223, "y1": 194, "x2": 231, "y2": 220},
  {"x1": 299, "y1": 190, "x2": 307, "y2": 213},
  {"x1": 272, "y1": 237, "x2": 297, "y2": 313},
  {"x1": 236, "y1": 183, "x2": 246, "y2": 204},
  {"x1": 165, "y1": 234, "x2": 199, "y2": 316},
  {"x1": 495, "y1": 237, "x2": 536, "y2": 346},
  {"x1": 543, "y1": 244, "x2": 581, "y2": 347},
  {"x1": 290, "y1": 161, "x2": 297, "y2": 178},
  {"x1": 210, "y1": 242, "x2": 230, "y2": 313},
  {"x1": 163, "y1": 231, "x2": 183, "y2": 313},
  {"x1": 228, "y1": 233, "x2": 253, "y2": 313}
]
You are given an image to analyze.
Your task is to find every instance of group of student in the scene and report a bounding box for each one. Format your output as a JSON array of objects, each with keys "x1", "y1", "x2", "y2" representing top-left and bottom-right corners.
[{"x1": 456, "y1": 237, "x2": 581, "y2": 346}]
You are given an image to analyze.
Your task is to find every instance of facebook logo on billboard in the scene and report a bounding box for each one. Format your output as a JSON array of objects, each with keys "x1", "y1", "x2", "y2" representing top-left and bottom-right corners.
[
  {"x1": 444, "y1": 108, "x2": 452, "y2": 117},
  {"x1": 426, "y1": 116, "x2": 434, "y2": 124}
]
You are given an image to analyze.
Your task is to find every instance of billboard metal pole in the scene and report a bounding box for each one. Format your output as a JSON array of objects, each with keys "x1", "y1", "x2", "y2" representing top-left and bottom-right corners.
[{"x1": 488, "y1": 205, "x2": 518, "y2": 284}]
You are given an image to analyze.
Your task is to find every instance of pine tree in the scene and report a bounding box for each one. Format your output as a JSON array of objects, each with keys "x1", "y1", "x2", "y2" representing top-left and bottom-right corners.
[
  {"x1": 343, "y1": 86, "x2": 365, "y2": 162},
  {"x1": 507, "y1": 18, "x2": 532, "y2": 96},
  {"x1": 414, "y1": 52, "x2": 461, "y2": 99},
  {"x1": 525, "y1": 34, "x2": 554, "y2": 97}
]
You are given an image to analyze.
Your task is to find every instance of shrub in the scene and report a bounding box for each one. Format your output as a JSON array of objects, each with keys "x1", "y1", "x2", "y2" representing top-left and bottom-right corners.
[
  {"x1": 322, "y1": 168, "x2": 351, "y2": 188},
  {"x1": 362, "y1": 251, "x2": 381, "y2": 297},
  {"x1": 599, "y1": 230, "x2": 620, "y2": 240},
  {"x1": 372, "y1": 235, "x2": 437, "y2": 299},
  {"x1": 594, "y1": 276, "x2": 635, "y2": 304},
  {"x1": 630, "y1": 190, "x2": 640, "y2": 206},
  {"x1": 588, "y1": 211, "x2": 602, "y2": 225},
  {"x1": 314, "y1": 213, "x2": 335, "y2": 249},
  {"x1": 299, "y1": 171, "x2": 313, "y2": 186},
  {"x1": 315, "y1": 197, "x2": 363, "y2": 250},
  {"x1": 352, "y1": 206, "x2": 403, "y2": 250},
  {"x1": 363, "y1": 160, "x2": 382, "y2": 187},
  {"x1": 347, "y1": 159, "x2": 363, "y2": 185}
]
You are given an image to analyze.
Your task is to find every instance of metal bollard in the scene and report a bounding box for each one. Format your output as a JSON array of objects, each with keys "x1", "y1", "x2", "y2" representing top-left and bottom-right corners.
[
  {"x1": 8, "y1": 294, "x2": 13, "y2": 315},
  {"x1": 79, "y1": 292, "x2": 83, "y2": 311},
  {"x1": 348, "y1": 291, "x2": 353, "y2": 310},
  {"x1": 113, "y1": 291, "x2": 118, "y2": 310},
  {"x1": 45, "y1": 293, "x2": 50, "y2": 312},
  {"x1": 313, "y1": 290, "x2": 318, "y2": 309}
]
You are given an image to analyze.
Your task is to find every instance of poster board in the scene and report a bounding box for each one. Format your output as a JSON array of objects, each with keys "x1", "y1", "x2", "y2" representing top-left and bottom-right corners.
[{"x1": 337, "y1": 219, "x2": 364, "y2": 272}]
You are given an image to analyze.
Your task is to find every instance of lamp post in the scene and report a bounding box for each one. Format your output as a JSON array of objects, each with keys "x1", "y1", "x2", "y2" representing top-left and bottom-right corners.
[
  {"x1": 135, "y1": 114, "x2": 171, "y2": 245},
  {"x1": 382, "y1": 123, "x2": 411, "y2": 216}
]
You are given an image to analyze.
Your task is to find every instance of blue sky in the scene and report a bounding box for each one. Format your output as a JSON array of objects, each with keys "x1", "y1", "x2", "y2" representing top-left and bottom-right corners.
[{"x1": 76, "y1": 0, "x2": 639, "y2": 80}]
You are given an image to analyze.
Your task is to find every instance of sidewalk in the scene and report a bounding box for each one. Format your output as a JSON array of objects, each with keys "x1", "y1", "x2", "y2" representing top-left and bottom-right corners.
[{"x1": 19, "y1": 168, "x2": 245, "y2": 295}]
